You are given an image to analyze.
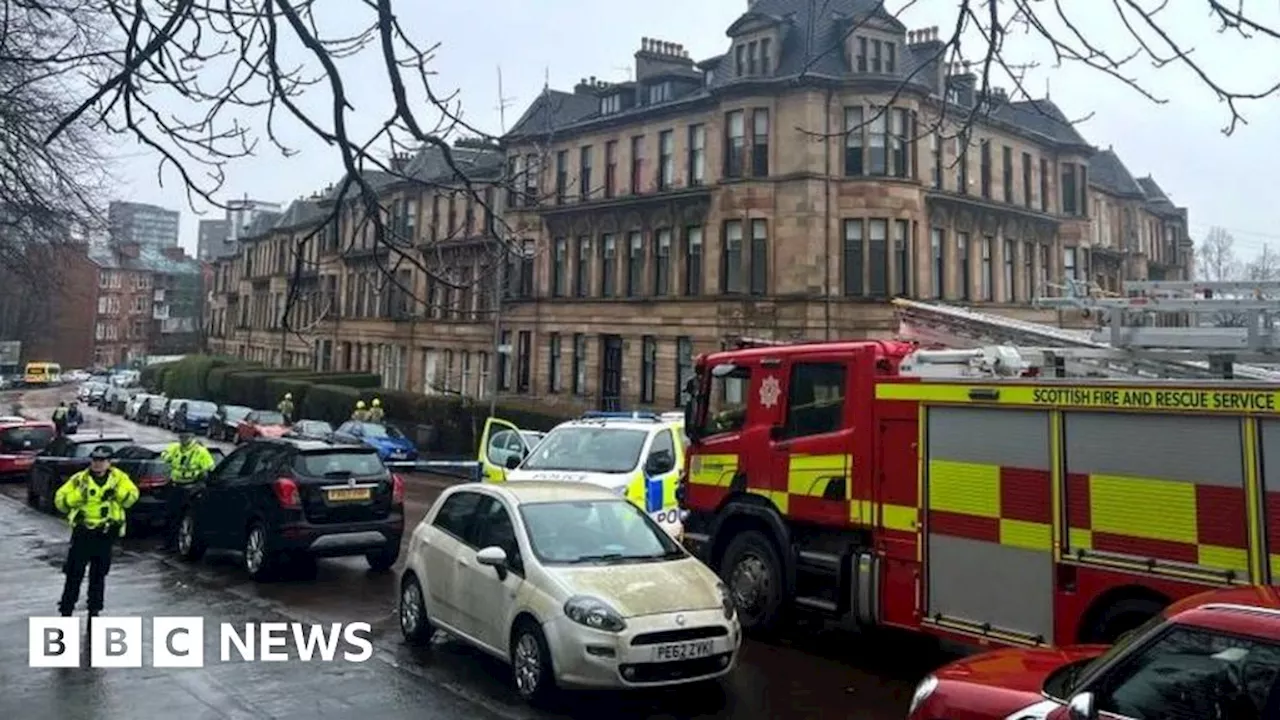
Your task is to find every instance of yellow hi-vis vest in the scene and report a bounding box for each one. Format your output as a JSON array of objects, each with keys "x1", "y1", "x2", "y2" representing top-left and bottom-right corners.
[
  {"x1": 161, "y1": 442, "x2": 216, "y2": 484},
  {"x1": 54, "y1": 467, "x2": 139, "y2": 536}
]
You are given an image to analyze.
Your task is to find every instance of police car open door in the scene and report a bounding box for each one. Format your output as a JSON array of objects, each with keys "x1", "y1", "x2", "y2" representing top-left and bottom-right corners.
[{"x1": 478, "y1": 417, "x2": 524, "y2": 483}]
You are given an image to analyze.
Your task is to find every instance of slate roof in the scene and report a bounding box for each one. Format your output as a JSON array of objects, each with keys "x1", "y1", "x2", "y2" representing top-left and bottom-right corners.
[
  {"x1": 273, "y1": 199, "x2": 323, "y2": 231},
  {"x1": 244, "y1": 210, "x2": 282, "y2": 238},
  {"x1": 1137, "y1": 176, "x2": 1170, "y2": 204},
  {"x1": 1088, "y1": 148, "x2": 1145, "y2": 198},
  {"x1": 88, "y1": 243, "x2": 201, "y2": 275},
  {"x1": 403, "y1": 143, "x2": 504, "y2": 184}
]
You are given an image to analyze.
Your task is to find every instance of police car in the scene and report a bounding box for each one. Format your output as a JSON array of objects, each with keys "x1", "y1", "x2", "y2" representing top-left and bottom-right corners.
[{"x1": 477, "y1": 411, "x2": 687, "y2": 537}]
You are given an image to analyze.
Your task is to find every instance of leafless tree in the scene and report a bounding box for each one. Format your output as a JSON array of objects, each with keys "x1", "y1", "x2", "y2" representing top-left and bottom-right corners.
[
  {"x1": 1243, "y1": 243, "x2": 1280, "y2": 282},
  {"x1": 1198, "y1": 226, "x2": 1241, "y2": 282}
]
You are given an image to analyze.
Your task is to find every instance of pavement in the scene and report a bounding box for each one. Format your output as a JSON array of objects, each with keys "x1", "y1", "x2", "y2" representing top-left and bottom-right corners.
[{"x1": 0, "y1": 385, "x2": 945, "y2": 719}]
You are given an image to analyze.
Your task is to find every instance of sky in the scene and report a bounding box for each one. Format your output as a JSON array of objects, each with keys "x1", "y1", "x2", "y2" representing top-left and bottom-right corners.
[{"x1": 104, "y1": 0, "x2": 1280, "y2": 261}]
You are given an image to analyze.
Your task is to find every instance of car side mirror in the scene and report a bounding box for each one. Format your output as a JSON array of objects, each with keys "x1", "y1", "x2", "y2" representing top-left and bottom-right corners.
[
  {"x1": 505, "y1": 455, "x2": 521, "y2": 470},
  {"x1": 476, "y1": 546, "x2": 508, "y2": 580},
  {"x1": 1067, "y1": 693, "x2": 1097, "y2": 720},
  {"x1": 645, "y1": 452, "x2": 674, "y2": 476},
  {"x1": 769, "y1": 425, "x2": 786, "y2": 441}
]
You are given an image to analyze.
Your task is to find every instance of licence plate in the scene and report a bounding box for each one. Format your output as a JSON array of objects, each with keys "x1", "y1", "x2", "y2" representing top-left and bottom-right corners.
[
  {"x1": 326, "y1": 488, "x2": 371, "y2": 502},
  {"x1": 14, "y1": 458, "x2": 32, "y2": 467},
  {"x1": 651, "y1": 640, "x2": 714, "y2": 662}
]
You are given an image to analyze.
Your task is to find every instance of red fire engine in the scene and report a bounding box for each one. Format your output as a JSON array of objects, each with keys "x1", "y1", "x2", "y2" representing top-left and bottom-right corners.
[{"x1": 677, "y1": 284, "x2": 1280, "y2": 649}]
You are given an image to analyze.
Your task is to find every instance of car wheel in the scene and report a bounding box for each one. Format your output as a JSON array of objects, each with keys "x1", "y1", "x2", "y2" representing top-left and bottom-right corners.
[
  {"x1": 243, "y1": 523, "x2": 274, "y2": 581},
  {"x1": 177, "y1": 510, "x2": 205, "y2": 561},
  {"x1": 25, "y1": 480, "x2": 37, "y2": 508},
  {"x1": 511, "y1": 620, "x2": 556, "y2": 705},
  {"x1": 720, "y1": 530, "x2": 784, "y2": 635},
  {"x1": 366, "y1": 545, "x2": 399, "y2": 572},
  {"x1": 399, "y1": 573, "x2": 434, "y2": 646}
]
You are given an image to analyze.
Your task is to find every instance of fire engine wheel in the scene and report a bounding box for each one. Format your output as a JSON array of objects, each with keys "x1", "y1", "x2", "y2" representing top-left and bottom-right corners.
[
  {"x1": 1082, "y1": 596, "x2": 1167, "y2": 645},
  {"x1": 720, "y1": 530, "x2": 783, "y2": 633}
]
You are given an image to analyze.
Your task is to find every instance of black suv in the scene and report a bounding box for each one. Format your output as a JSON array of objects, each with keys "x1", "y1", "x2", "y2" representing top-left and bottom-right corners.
[{"x1": 174, "y1": 438, "x2": 403, "y2": 580}]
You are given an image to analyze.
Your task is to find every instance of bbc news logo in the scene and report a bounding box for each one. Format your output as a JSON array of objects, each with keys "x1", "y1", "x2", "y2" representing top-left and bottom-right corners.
[{"x1": 29, "y1": 617, "x2": 374, "y2": 667}]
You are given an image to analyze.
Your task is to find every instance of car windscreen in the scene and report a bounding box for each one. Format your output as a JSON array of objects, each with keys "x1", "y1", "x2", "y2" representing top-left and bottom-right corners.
[
  {"x1": 224, "y1": 406, "x2": 251, "y2": 421},
  {"x1": 356, "y1": 423, "x2": 404, "y2": 439},
  {"x1": 292, "y1": 450, "x2": 386, "y2": 477},
  {"x1": 519, "y1": 499, "x2": 684, "y2": 565},
  {"x1": 70, "y1": 440, "x2": 132, "y2": 458},
  {"x1": 0, "y1": 425, "x2": 55, "y2": 452},
  {"x1": 297, "y1": 421, "x2": 332, "y2": 435},
  {"x1": 185, "y1": 401, "x2": 217, "y2": 414},
  {"x1": 520, "y1": 426, "x2": 648, "y2": 473},
  {"x1": 254, "y1": 411, "x2": 285, "y2": 425}
]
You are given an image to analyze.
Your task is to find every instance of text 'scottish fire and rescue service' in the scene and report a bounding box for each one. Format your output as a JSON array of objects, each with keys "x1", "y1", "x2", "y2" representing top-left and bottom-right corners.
[
  {"x1": 28, "y1": 617, "x2": 374, "y2": 667},
  {"x1": 1029, "y1": 386, "x2": 1278, "y2": 411}
]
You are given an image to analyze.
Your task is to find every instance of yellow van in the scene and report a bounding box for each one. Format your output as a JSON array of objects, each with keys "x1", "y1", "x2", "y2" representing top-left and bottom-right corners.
[{"x1": 23, "y1": 362, "x2": 62, "y2": 386}]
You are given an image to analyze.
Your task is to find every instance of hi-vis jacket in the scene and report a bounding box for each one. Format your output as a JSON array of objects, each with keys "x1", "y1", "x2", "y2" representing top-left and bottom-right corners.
[
  {"x1": 54, "y1": 467, "x2": 139, "y2": 536},
  {"x1": 161, "y1": 442, "x2": 216, "y2": 484}
]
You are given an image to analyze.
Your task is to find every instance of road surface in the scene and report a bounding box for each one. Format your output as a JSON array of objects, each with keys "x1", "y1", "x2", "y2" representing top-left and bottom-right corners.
[{"x1": 0, "y1": 385, "x2": 948, "y2": 719}]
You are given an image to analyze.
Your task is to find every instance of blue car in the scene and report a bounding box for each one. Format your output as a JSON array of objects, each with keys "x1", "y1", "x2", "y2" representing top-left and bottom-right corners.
[{"x1": 331, "y1": 421, "x2": 419, "y2": 462}]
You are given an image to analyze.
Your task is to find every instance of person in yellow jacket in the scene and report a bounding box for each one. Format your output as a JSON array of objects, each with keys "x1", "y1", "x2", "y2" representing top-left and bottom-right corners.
[
  {"x1": 55, "y1": 445, "x2": 139, "y2": 617},
  {"x1": 160, "y1": 430, "x2": 217, "y2": 551},
  {"x1": 351, "y1": 400, "x2": 370, "y2": 422},
  {"x1": 277, "y1": 393, "x2": 295, "y2": 424},
  {"x1": 366, "y1": 398, "x2": 385, "y2": 423}
]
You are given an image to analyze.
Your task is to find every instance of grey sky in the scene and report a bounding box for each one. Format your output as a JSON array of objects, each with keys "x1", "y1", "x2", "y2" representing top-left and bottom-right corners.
[{"x1": 107, "y1": 0, "x2": 1279, "y2": 260}]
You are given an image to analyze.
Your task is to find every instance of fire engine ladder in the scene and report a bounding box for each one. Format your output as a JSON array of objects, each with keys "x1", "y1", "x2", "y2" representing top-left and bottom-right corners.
[{"x1": 894, "y1": 286, "x2": 1280, "y2": 380}]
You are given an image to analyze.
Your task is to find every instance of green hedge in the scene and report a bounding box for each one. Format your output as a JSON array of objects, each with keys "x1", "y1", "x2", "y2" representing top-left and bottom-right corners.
[
  {"x1": 160, "y1": 355, "x2": 243, "y2": 399},
  {"x1": 302, "y1": 384, "x2": 364, "y2": 424},
  {"x1": 141, "y1": 361, "x2": 180, "y2": 392},
  {"x1": 207, "y1": 362, "x2": 262, "y2": 401}
]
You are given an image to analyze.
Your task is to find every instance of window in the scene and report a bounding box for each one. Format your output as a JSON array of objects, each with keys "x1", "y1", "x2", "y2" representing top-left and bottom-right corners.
[
  {"x1": 843, "y1": 220, "x2": 863, "y2": 296},
  {"x1": 518, "y1": 239, "x2": 535, "y2": 297},
  {"x1": 654, "y1": 229, "x2": 672, "y2": 295},
  {"x1": 687, "y1": 125, "x2": 706, "y2": 185},
  {"x1": 886, "y1": 42, "x2": 896, "y2": 73},
  {"x1": 658, "y1": 130, "x2": 674, "y2": 190},
  {"x1": 472, "y1": 498, "x2": 523, "y2": 574},
  {"x1": 443, "y1": 349, "x2": 455, "y2": 392},
  {"x1": 1021, "y1": 151, "x2": 1032, "y2": 208},
  {"x1": 1023, "y1": 241, "x2": 1034, "y2": 301},
  {"x1": 1039, "y1": 157, "x2": 1049, "y2": 212},
  {"x1": 735, "y1": 44, "x2": 745, "y2": 75},
  {"x1": 981, "y1": 236, "x2": 993, "y2": 301},
  {"x1": 484, "y1": 186, "x2": 496, "y2": 235},
  {"x1": 575, "y1": 236, "x2": 591, "y2": 297},
  {"x1": 1061, "y1": 162, "x2": 1086, "y2": 216},
  {"x1": 760, "y1": 38, "x2": 772, "y2": 72},
  {"x1": 868, "y1": 110, "x2": 888, "y2": 175},
  {"x1": 516, "y1": 331, "x2": 531, "y2": 392},
  {"x1": 478, "y1": 351, "x2": 490, "y2": 399},
  {"x1": 931, "y1": 228, "x2": 944, "y2": 298},
  {"x1": 856, "y1": 37, "x2": 867, "y2": 72},
  {"x1": 747, "y1": 41, "x2": 758, "y2": 74},
  {"x1": 752, "y1": 109, "x2": 769, "y2": 176},
  {"x1": 605, "y1": 141, "x2": 617, "y2": 198},
  {"x1": 749, "y1": 219, "x2": 768, "y2": 295},
  {"x1": 958, "y1": 232, "x2": 971, "y2": 300},
  {"x1": 890, "y1": 108, "x2": 909, "y2": 177},
  {"x1": 725, "y1": 110, "x2": 745, "y2": 179},
  {"x1": 684, "y1": 227, "x2": 703, "y2": 295},
  {"x1": 1003, "y1": 239, "x2": 1015, "y2": 302},
  {"x1": 579, "y1": 146, "x2": 592, "y2": 200},
  {"x1": 868, "y1": 219, "x2": 888, "y2": 297},
  {"x1": 630, "y1": 136, "x2": 644, "y2": 194},
  {"x1": 979, "y1": 140, "x2": 991, "y2": 198},
  {"x1": 626, "y1": 231, "x2": 644, "y2": 296},
  {"x1": 894, "y1": 220, "x2": 910, "y2": 296},
  {"x1": 676, "y1": 337, "x2": 694, "y2": 406},
  {"x1": 641, "y1": 336, "x2": 657, "y2": 404},
  {"x1": 552, "y1": 237, "x2": 567, "y2": 297},
  {"x1": 431, "y1": 491, "x2": 483, "y2": 538},
  {"x1": 871, "y1": 39, "x2": 882, "y2": 72},
  {"x1": 548, "y1": 334, "x2": 562, "y2": 393},
  {"x1": 1038, "y1": 245, "x2": 1049, "y2": 294},
  {"x1": 1002, "y1": 146, "x2": 1013, "y2": 203},
  {"x1": 1064, "y1": 247, "x2": 1078, "y2": 281},
  {"x1": 844, "y1": 107, "x2": 864, "y2": 176},
  {"x1": 956, "y1": 135, "x2": 969, "y2": 193},
  {"x1": 784, "y1": 363, "x2": 846, "y2": 439},
  {"x1": 572, "y1": 334, "x2": 587, "y2": 395},
  {"x1": 722, "y1": 221, "x2": 743, "y2": 293},
  {"x1": 555, "y1": 150, "x2": 568, "y2": 204},
  {"x1": 648, "y1": 82, "x2": 671, "y2": 104},
  {"x1": 600, "y1": 94, "x2": 621, "y2": 115},
  {"x1": 601, "y1": 234, "x2": 617, "y2": 297},
  {"x1": 931, "y1": 130, "x2": 942, "y2": 189},
  {"x1": 461, "y1": 351, "x2": 472, "y2": 396}
]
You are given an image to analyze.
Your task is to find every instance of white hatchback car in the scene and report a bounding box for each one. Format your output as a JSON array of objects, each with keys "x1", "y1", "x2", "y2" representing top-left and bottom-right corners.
[{"x1": 399, "y1": 481, "x2": 740, "y2": 703}]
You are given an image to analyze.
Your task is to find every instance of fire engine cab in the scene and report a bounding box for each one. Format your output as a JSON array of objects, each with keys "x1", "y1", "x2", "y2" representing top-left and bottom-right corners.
[{"x1": 677, "y1": 281, "x2": 1280, "y2": 650}]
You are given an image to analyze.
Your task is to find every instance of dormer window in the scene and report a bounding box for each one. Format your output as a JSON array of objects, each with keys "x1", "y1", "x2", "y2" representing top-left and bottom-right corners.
[
  {"x1": 648, "y1": 82, "x2": 672, "y2": 105},
  {"x1": 600, "y1": 94, "x2": 621, "y2": 115},
  {"x1": 854, "y1": 35, "x2": 898, "y2": 73},
  {"x1": 734, "y1": 36, "x2": 773, "y2": 77}
]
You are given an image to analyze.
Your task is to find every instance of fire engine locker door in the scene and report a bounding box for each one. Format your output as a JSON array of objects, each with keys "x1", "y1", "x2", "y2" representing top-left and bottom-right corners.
[
  {"x1": 1262, "y1": 420, "x2": 1280, "y2": 584},
  {"x1": 925, "y1": 406, "x2": 1054, "y2": 645}
]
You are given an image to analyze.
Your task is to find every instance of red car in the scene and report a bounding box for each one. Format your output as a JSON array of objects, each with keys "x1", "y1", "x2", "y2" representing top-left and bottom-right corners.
[
  {"x1": 0, "y1": 420, "x2": 56, "y2": 481},
  {"x1": 908, "y1": 586, "x2": 1280, "y2": 720},
  {"x1": 234, "y1": 410, "x2": 290, "y2": 444}
]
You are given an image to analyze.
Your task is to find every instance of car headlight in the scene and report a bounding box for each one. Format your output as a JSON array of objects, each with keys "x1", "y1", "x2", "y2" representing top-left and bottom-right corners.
[
  {"x1": 907, "y1": 675, "x2": 938, "y2": 717},
  {"x1": 563, "y1": 596, "x2": 626, "y2": 632},
  {"x1": 717, "y1": 582, "x2": 736, "y2": 621}
]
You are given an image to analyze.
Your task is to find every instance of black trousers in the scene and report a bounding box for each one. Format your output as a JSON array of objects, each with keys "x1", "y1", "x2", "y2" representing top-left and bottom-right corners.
[
  {"x1": 58, "y1": 525, "x2": 115, "y2": 615},
  {"x1": 164, "y1": 482, "x2": 198, "y2": 547}
]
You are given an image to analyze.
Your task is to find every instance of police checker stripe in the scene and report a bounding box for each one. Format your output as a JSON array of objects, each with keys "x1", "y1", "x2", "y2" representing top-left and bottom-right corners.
[
  {"x1": 1062, "y1": 412, "x2": 1250, "y2": 580},
  {"x1": 924, "y1": 407, "x2": 1055, "y2": 645},
  {"x1": 1257, "y1": 420, "x2": 1280, "y2": 581}
]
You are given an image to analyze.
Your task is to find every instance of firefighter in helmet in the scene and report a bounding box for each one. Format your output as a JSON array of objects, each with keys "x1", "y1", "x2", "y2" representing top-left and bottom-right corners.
[
  {"x1": 351, "y1": 400, "x2": 369, "y2": 422},
  {"x1": 277, "y1": 393, "x2": 295, "y2": 424},
  {"x1": 367, "y1": 398, "x2": 385, "y2": 423}
]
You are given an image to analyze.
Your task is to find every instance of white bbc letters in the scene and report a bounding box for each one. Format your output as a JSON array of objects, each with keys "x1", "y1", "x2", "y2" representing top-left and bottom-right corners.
[
  {"x1": 153, "y1": 617, "x2": 204, "y2": 668},
  {"x1": 91, "y1": 616, "x2": 142, "y2": 668},
  {"x1": 28, "y1": 617, "x2": 80, "y2": 667}
]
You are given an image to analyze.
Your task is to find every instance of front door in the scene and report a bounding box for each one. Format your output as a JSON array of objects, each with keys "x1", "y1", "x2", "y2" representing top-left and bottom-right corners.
[
  {"x1": 457, "y1": 496, "x2": 523, "y2": 651},
  {"x1": 766, "y1": 361, "x2": 852, "y2": 526},
  {"x1": 478, "y1": 418, "x2": 522, "y2": 483},
  {"x1": 599, "y1": 335, "x2": 623, "y2": 410}
]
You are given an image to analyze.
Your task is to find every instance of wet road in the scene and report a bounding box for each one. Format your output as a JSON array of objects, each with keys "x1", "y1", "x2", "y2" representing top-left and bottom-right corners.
[{"x1": 1, "y1": 386, "x2": 948, "y2": 719}]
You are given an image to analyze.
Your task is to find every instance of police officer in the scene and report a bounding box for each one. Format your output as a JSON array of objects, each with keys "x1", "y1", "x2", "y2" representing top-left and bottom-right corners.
[
  {"x1": 51, "y1": 402, "x2": 68, "y2": 434},
  {"x1": 55, "y1": 446, "x2": 139, "y2": 618},
  {"x1": 351, "y1": 400, "x2": 369, "y2": 422},
  {"x1": 277, "y1": 393, "x2": 295, "y2": 424},
  {"x1": 160, "y1": 430, "x2": 216, "y2": 551},
  {"x1": 366, "y1": 398, "x2": 384, "y2": 423}
]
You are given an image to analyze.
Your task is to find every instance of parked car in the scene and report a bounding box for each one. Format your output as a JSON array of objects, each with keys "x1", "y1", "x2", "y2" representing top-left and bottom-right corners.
[
  {"x1": 234, "y1": 410, "x2": 290, "y2": 444},
  {"x1": 109, "y1": 443, "x2": 226, "y2": 531},
  {"x1": 174, "y1": 438, "x2": 404, "y2": 579},
  {"x1": 906, "y1": 586, "x2": 1280, "y2": 720},
  {"x1": 208, "y1": 404, "x2": 252, "y2": 442},
  {"x1": 124, "y1": 393, "x2": 162, "y2": 422},
  {"x1": 399, "y1": 481, "x2": 740, "y2": 703},
  {"x1": 331, "y1": 421, "x2": 418, "y2": 462},
  {"x1": 160, "y1": 398, "x2": 190, "y2": 430},
  {"x1": 25, "y1": 433, "x2": 135, "y2": 513},
  {"x1": 285, "y1": 420, "x2": 335, "y2": 442},
  {"x1": 141, "y1": 396, "x2": 170, "y2": 426},
  {"x1": 0, "y1": 420, "x2": 56, "y2": 481},
  {"x1": 103, "y1": 386, "x2": 134, "y2": 414},
  {"x1": 169, "y1": 399, "x2": 218, "y2": 434}
]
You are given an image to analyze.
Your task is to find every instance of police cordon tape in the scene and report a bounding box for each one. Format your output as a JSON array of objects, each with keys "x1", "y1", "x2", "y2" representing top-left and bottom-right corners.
[
  {"x1": 383, "y1": 459, "x2": 480, "y2": 480},
  {"x1": 28, "y1": 617, "x2": 374, "y2": 668}
]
